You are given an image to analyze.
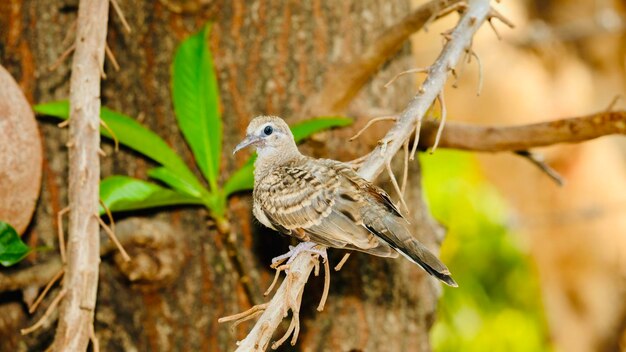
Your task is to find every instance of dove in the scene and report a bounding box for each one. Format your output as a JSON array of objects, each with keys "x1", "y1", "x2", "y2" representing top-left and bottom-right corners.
[{"x1": 233, "y1": 116, "x2": 457, "y2": 287}]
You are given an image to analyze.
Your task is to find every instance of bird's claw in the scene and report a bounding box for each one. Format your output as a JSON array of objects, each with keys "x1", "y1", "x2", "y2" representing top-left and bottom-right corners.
[{"x1": 271, "y1": 241, "x2": 327, "y2": 267}]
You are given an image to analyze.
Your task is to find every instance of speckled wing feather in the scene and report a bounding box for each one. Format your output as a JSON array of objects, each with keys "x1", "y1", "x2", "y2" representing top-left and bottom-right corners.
[{"x1": 254, "y1": 157, "x2": 398, "y2": 258}]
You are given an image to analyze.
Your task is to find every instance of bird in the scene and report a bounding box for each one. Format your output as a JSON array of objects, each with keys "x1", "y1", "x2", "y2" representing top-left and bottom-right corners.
[{"x1": 233, "y1": 116, "x2": 457, "y2": 287}]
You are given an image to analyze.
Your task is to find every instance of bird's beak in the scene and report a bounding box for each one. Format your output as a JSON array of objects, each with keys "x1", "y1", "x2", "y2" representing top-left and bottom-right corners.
[{"x1": 233, "y1": 134, "x2": 260, "y2": 155}]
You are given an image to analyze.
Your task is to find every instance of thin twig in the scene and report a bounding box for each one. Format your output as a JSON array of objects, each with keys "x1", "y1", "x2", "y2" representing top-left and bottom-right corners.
[
  {"x1": 96, "y1": 215, "x2": 131, "y2": 262},
  {"x1": 104, "y1": 44, "x2": 121, "y2": 72},
  {"x1": 100, "y1": 119, "x2": 119, "y2": 152},
  {"x1": 57, "y1": 207, "x2": 70, "y2": 263},
  {"x1": 264, "y1": 264, "x2": 288, "y2": 296},
  {"x1": 21, "y1": 289, "x2": 67, "y2": 335},
  {"x1": 384, "y1": 67, "x2": 430, "y2": 88},
  {"x1": 409, "y1": 116, "x2": 422, "y2": 161},
  {"x1": 316, "y1": 258, "x2": 330, "y2": 312},
  {"x1": 58, "y1": 119, "x2": 70, "y2": 128},
  {"x1": 349, "y1": 116, "x2": 397, "y2": 141},
  {"x1": 514, "y1": 150, "x2": 565, "y2": 186},
  {"x1": 334, "y1": 253, "x2": 351, "y2": 271},
  {"x1": 606, "y1": 95, "x2": 622, "y2": 112},
  {"x1": 110, "y1": 0, "x2": 132, "y2": 33},
  {"x1": 431, "y1": 91, "x2": 447, "y2": 153},
  {"x1": 28, "y1": 269, "x2": 64, "y2": 314},
  {"x1": 401, "y1": 141, "x2": 409, "y2": 195},
  {"x1": 48, "y1": 44, "x2": 76, "y2": 72},
  {"x1": 470, "y1": 50, "x2": 483, "y2": 96},
  {"x1": 218, "y1": 303, "x2": 269, "y2": 324},
  {"x1": 89, "y1": 324, "x2": 100, "y2": 352},
  {"x1": 386, "y1": 160, "x2": 409, "y2": 213},
  {"x1": 487, "y1": 18, "x2": 502, "y2": 40},
  {"x1": 99, "y1": 199, "x2": 115, "y2": 233}
]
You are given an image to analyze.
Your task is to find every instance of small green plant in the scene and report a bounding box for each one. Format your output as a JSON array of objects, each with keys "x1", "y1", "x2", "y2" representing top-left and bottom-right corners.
[
  {"x1": 35, "y1": 24, "x2": 351, "y2": 231},
  {"x1": 0, "y1": 221, "x2": 32, "y2": 267},
  {"x1": 421, "y1": 151, "x2": 550, "y2": 352}
]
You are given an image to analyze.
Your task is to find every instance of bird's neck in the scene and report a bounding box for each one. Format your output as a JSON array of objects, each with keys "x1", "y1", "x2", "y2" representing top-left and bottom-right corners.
[{"x1": 254, "y1": 146, "x2": 302, "y2": 184}]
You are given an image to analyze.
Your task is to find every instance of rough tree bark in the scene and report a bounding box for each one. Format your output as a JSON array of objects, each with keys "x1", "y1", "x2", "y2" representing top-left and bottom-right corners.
[{"x1": 0, "y1": 1, "x2": 446, "y2": 351}]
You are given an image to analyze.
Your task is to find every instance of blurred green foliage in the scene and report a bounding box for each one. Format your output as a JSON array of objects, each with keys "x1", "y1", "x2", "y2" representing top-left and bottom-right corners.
[{"x1": 421, "y1": 150, "x2": 551, "y2": 352}]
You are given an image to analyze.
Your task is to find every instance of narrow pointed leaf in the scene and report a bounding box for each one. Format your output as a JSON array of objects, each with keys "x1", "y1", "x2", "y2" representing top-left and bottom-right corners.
[
  {"x1": 224, "y1": 117, "x2": 352, "y2": 196},
  {"x1": 35, "y1": 101, "x2": 205, "y2": 195},
  {"x1": 291, "y1": 116, "x2": 352, "y2": 143},
  {"x1": 148, "y1": 166, "x2": 208, "y2": 198},
  {"x1": 0, "y1": 221, "x2": 32, "y2": 267},
  {"x1": 172, "y1": 24, "x2": 222, "y2": 190},
  {"x1": 223, "y1": 162, "x2": 255, "y2": 196},
  {"x1": 100, "y1": 176, "x2": 203, "y2": 214}
]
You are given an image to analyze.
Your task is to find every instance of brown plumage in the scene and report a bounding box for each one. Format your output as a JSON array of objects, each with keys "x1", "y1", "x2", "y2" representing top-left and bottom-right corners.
[{"x1": 234, "y1": 116, "x2": 457, "y2": 287}]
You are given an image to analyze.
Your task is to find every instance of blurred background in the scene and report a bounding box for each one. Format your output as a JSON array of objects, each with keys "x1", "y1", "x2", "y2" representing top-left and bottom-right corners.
[{"x1": 414, "y1": 0, "x2": 626, "y2": 351}]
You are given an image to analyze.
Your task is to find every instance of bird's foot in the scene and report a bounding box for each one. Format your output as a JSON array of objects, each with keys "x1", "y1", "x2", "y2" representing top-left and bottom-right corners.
[{"x1": 271, "y1": 241, "x2": 328, "y2": 267}]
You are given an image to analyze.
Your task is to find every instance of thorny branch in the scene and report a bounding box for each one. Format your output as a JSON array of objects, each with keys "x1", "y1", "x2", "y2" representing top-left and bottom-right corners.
[
  {"x1": 50, "y1": 1, "x2": 109, "y2": 349},
  {"x1": 221, "y1": 1, "x2": 493, "y2": 350},
  {"x1": 359, "y1": 0, "x2": 491, "y2": 181}
]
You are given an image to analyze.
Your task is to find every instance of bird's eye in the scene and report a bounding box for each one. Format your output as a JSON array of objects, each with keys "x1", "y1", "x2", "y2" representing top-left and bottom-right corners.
[{"x1": 263, "y1": 125, "x2": 273, "y2": 136}]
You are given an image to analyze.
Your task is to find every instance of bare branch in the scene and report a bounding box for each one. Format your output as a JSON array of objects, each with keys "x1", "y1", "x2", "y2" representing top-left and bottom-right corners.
[
  {"x1": 231, "y1": 253, "x2": 318, "y2": 351},
  {"x1": 52, "y1": 0, "x2": 109, "y2": 350},
  {"x1": 514, "y1": 150, "x2": 565, "y2": 186},
  {"x1": 417, "y1": 111, "x2": 626, "y2": 152},
  {"x1": 358, "y1": 0, "x2": 491, "y2": 181}
]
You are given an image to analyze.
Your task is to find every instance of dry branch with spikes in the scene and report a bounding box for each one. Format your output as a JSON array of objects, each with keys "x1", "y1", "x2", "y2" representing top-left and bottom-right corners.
[{"x1": 50, "y1": 0, "x2": 109, "y2": 350}]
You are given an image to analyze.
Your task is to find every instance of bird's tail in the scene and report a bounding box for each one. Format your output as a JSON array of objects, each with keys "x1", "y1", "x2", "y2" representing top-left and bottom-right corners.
[
  {"x1": 396, "y1": 237, "x2": 458, "y2": 287},
  {"x1": 366, "y1": 212, "x2": 458, "y2": 287}
]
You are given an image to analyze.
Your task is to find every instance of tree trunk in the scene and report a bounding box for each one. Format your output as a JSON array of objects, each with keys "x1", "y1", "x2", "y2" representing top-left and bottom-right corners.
[{"x1": 0, "y1": 1, "x2": 443, "y2": 350}]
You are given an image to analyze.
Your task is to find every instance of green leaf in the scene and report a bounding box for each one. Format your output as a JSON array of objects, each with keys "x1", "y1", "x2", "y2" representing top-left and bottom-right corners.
[
  {"x1": 223, "y1": 162, "x2": 255, "y2": 196},
  {"x1": 148, "y1": 166, "x2": 208, "y2": 198},
  {"x1": 223, "y1": 117, "x2": 352, "y2": 196},
  {"x1": 172, "y1": 24, "x2": 222, "y2": 191},
  {"x1": 291, "y1": 116, "x2": 352, "y2": 143},
  {"x1": 34, "y1": 101, "x2": 205, "y2": 195},
  {"x1": 0, "y1": 221, "x2": 32, "y2": 267},
  {"x1": 100, "y1": 176, "x2": 204, "y2": 214}
]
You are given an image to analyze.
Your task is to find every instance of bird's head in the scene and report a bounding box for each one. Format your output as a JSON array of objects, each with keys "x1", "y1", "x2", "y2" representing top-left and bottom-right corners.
[{"x1": 233, "y1": 116, "x2": 298, "y2": 158}]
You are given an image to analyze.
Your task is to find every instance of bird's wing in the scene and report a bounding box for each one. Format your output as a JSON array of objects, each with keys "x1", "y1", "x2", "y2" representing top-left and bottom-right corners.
[
  {"x1": 329, "y1": 162, "x2": 458, "y2": 286},
  {"x1": 256, "y1": 160, "x2": 397, "y2": 257}
]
